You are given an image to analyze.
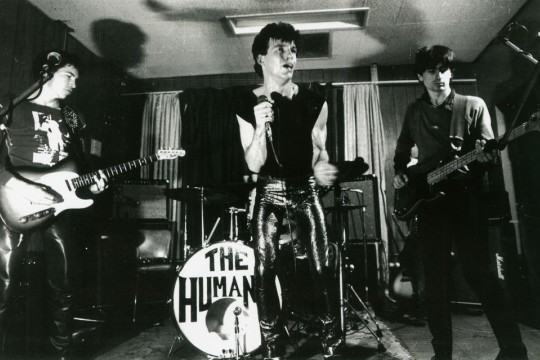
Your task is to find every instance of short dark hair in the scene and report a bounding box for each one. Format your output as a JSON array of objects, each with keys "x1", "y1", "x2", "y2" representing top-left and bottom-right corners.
[
  {"x1": 32, "y1": 49, "x2": 81, "y2": 80},
  {"x1": 414, "y1": 45, "x2": 454, "y2": 76},
  {"x1": 251, "y1": 22, "x2": 300, "y2": 77}
]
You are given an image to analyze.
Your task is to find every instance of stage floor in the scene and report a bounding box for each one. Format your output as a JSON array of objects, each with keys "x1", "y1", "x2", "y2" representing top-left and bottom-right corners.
[
  {"x1": 4, "y1": 307, "x2": 540, "y2": 359},
  {"x1": 95, "y1": 315, "x2": 412, "y2": 360}
]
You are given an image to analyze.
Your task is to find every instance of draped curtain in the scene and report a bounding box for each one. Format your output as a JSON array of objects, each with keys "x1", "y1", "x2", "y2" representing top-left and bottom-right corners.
[
  {"x1": 139, "y1": 93, "x2": 183, "y2": 256},
  {"x1": 342, "y1": 84, "x2": 389, "y2": 282}
]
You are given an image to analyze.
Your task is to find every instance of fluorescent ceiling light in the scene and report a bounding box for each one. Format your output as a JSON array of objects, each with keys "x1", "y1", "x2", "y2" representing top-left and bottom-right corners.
[{"x1": 225, "y1": 7, "x2": 369, "y2": 35}]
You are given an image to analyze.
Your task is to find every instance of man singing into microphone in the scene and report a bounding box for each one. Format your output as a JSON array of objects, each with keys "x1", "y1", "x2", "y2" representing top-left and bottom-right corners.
[{"x1": 235, "y1": 22, "x2": 341, "y2": 359}]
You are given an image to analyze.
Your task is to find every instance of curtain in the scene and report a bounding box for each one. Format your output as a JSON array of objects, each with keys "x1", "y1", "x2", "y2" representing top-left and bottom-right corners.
[
  {"x1": 139, "y1": 92, "x2": 183, "y2": 257},
  {"x1": 342, "y1": 84, "x2": 389, "y2": 284}
]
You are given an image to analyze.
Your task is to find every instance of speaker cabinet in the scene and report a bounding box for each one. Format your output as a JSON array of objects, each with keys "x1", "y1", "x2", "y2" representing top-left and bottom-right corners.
[
  {"x1": 112, "y1": 180, "x2": 169, "y2": 219},
  {"x1": 321, "y1": 174, "x2": 381, "y2": 242},
  {"x1": 519, "y1": 216, "x2": 540, "y2": 328},
  {"x1": 91, "y1": 220, "x2": 175, "y2": 322},
  {"x1": 451, "y1": 222, "x2": 520, "y2": 307}
]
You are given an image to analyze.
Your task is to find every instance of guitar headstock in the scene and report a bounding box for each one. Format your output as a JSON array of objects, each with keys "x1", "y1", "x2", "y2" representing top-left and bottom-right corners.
[{"x1": 156, "y1": 148, "x2": 186, "y2": 160}]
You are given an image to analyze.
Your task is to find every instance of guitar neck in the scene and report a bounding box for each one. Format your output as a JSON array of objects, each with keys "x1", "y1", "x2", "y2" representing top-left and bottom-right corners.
[
  {"x1": 70, "y1": 154, "x2": 161, "y2": 189},
  {"x1": 427, "y1": 121, "x2": 530, "y2": 185}
]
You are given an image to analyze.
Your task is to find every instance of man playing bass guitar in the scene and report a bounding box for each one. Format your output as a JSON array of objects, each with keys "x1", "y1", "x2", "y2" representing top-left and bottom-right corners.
[
  {"x1": 0, "y1": 50, "x2": 107, "y2": 359},
  {"x1": 392, "y1": 45, "x2": 527, "y2": 360}
]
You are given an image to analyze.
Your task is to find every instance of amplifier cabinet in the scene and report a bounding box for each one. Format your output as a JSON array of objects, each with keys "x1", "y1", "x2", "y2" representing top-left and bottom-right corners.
[
  {"x1": 112, "y1": 179, "x2": 169, "y2": 220},
  {"x1": 321, "y1": 174, "x2": 381, "y2": 242}
]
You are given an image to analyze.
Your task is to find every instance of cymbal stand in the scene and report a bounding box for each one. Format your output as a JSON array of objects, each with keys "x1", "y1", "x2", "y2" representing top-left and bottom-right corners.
[
  {"x1": 199, "y1": 186, "x2": 206, "y2": 247},
  {"x1": 227, "y1": 207, "x2": 246, "y2": 241},
  {"x1": 336, "y1": 186, "x2": 385, "y2": 352},
  {"x1": 358, "y1": 191, "x2": 370, "y2": 303}
]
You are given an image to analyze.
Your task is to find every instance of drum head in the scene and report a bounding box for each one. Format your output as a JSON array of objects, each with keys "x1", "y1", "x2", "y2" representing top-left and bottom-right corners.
[{"x1": 173, "y1": 241, "x2": 261, "y2": 357}]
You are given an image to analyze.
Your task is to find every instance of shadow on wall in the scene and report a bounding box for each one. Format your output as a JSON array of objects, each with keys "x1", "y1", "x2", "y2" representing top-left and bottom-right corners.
[{"x1": 91, "y1": 19, "x2": 147, "y2": 70}]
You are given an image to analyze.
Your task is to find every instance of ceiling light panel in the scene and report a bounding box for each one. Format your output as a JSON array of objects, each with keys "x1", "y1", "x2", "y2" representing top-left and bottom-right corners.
[{"x1": 226, "y1": 7, "x2": 369, "y2": 35}]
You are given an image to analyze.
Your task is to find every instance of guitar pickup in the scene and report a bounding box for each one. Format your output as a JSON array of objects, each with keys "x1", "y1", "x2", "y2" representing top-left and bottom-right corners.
[{"x1": 18, "y1": 208, "x2": 56, "y2": 223}]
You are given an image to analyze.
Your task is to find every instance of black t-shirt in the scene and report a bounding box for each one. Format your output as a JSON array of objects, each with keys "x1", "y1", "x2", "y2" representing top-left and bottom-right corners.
[{"x1": 0, "y1": 101, "x2": 80, "y2": 185}]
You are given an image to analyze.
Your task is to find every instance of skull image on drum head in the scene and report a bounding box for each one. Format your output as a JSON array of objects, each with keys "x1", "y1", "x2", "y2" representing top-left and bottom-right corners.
[{"x1": 206, "y1": 298, "x2": 250, "y2": 341}]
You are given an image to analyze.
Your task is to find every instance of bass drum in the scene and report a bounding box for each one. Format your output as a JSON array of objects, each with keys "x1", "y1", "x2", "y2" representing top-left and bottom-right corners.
[{"x1": 172, "y1": 241, "x2": 261, "y2": 357}]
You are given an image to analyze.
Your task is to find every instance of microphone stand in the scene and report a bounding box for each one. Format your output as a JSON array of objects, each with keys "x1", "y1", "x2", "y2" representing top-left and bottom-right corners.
[
  {"x1": 497, "y1": 23, "x2": 540, "y2": 150},
  {"x1": 234, "y1": 306, "x2": 242, "y2": 360},
  {"x1": 0, "y1": 72, "x2": 53, "y2": 118},
  {"x1": 0, "y1": 71, "x2": 53, "y2": 145}
]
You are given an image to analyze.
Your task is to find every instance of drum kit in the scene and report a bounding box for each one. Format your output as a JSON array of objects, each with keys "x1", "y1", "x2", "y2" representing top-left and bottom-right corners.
[
  {"x1": 165, "y1": 183, "x2": 258, "y2": 358},
  {"x1": 166, "y1": 158, "x2": 385, "y2": 358}
]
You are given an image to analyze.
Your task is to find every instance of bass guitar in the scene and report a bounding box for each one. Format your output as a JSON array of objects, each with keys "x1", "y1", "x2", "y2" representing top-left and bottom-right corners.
[
  {"x1": 0, "y1": 148, "x2": 185, "y2": 233},
  {"x1": 394, "y1": 112, "x2": 540, "y2": 221}
]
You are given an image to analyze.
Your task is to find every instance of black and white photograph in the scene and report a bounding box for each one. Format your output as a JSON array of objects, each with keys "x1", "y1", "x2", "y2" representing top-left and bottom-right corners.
[{"x1": 0, "y1": 1, "x2": 539, "y2": 359}]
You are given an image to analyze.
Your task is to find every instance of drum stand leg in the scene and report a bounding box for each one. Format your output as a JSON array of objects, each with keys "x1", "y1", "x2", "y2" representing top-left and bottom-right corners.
[
  {"x1": 336, "y1": 188, "x2": 385, "y2": 353},
  {"x1": 168, "y1": 333, "x2": 186, "y2": 358},
  {"x1": 345, "y1": 284, "x2": 385, "y2": 352}
]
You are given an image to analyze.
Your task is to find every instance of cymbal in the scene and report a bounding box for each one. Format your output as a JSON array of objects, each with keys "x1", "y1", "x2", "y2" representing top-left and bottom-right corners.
[
  {"x1": 165, "y1": 187, "x2": 238, "y2": 205},
  {"x1": 337, "y1": 157, "x2": 369, "y2": 181},
  {"x1": 325, "y1": 204, "x2": 365, "y2": 212},
  {"x1": 223, "y1": 182, "x2": 256, "y2": 193}
]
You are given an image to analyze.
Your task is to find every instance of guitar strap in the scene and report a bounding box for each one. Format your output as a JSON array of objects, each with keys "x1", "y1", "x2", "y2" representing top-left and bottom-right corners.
[
  {"x1": 420, "y1": 92, "x2": 469, "y2": 153},
  {"x1": 449, "y1": 93, "x2": 469, "y2": 152},
  {"x1": 61, "y1": 104, "x2": 89, "y2": 171}
]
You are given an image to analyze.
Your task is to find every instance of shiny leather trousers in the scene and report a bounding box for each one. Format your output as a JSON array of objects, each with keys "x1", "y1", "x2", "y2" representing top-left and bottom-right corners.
[
  {"x1": 0, "y1": 213, "x2": 74, "y2": 352},
  {"x1": 252, "y1": 177, "x2": 340, "y2": 357}
]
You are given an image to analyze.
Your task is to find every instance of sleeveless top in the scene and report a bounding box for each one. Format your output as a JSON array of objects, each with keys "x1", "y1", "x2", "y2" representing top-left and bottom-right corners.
[{"x1": 236, "y1": 87, "x2": 325, "y2": 180}]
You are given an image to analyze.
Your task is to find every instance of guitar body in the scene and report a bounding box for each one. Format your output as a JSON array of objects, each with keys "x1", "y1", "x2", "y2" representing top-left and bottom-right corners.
[
  {"x1": 394, "y1": 112, "x2": 540, "y2": 220},
  {"x1": 0, "y1": 148, "x2": 186, "y2": 233},
  {"x1": 0, "y1": 161, "x2": 93, "y2": 233},
  {"x1": 393, "y1": 174, "x2": 445, "y2": 221},
  {"x1": 390, "y1": 268, "x2": 414, "y2": 300}
]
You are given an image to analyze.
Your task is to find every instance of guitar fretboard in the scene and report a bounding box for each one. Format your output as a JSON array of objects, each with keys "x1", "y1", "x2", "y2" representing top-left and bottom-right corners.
[
  {"x1": 69, "y1": 154, "x2": 161, "y2": 189},
  {"x1": 427, "y1": 119, "x2": 537, "y2": 185}
]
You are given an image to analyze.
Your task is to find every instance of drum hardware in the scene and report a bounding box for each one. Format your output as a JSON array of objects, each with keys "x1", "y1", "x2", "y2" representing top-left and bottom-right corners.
[
  {"x1": 166, "y1": 186, "x2": 238, "y2": 248},
  {"x1": 206, "y1": 216, "x2": 221, "y2": 246},
  {"x1": 332, "y1": 185, "x2": 385, "y2": 352},
  {"x1": 227, "y1": 207, "x2": 246, "y2": 242}
]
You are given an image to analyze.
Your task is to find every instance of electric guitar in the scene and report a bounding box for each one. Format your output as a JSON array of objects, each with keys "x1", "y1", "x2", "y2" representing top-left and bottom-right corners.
[
  {"x1": 394, "y1": 112, "x2": 540, "y2": 221},
  {"x1": 0, "y1": 148, "x2": 185, "y2": 233}
]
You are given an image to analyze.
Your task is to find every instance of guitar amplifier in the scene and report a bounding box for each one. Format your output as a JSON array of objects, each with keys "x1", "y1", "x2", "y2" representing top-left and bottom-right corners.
[
  {"x1": 320, "y1": 174, "x2": 381, "y2": 242},
  {"x1": 112, "y1": 180, "x2": 169, "y2": 220}
]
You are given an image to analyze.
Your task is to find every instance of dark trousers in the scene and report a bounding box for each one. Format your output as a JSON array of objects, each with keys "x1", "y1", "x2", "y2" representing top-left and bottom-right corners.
[
  {"x1": 418, "y1": 182, "x2": 525, "y2": 357},
  {"x1": 251, "y1": 177, "x2": 340, "y2": 356},
  {"x1": 0, "y1": 213, "x2": 75, "y2": 352}
]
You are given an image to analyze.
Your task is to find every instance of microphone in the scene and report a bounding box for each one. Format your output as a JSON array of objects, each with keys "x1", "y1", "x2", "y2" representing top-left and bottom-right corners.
[
  {"x1": 256, "y1": 95, "x2": 273, "y2": 141},
  {"x1": 42, "y1": 51, "x2": 62, "y2": 73},
  {"x1": 47, "y1": 52, "x2": 62, "y2": 66},
  {"x1": 270, "y1": 91, "x2": 283, "y2": 102}
]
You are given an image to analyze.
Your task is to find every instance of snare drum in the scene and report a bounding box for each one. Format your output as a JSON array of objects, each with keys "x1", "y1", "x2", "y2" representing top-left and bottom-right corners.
[{"x1": 172, "y1": 241, "x2": 261, "y2": 357}]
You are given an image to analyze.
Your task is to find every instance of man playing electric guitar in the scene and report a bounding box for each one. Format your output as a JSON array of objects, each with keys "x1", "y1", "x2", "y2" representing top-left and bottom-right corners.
[
  {"x1": 0, "y1": 50, "x2": 107, "y2": 359},
  {"x1": 392, "y1": 45, "x2": 527, "y2": 360}
]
